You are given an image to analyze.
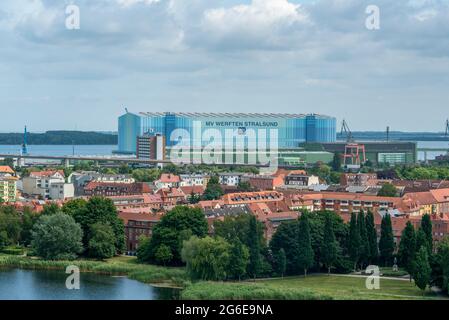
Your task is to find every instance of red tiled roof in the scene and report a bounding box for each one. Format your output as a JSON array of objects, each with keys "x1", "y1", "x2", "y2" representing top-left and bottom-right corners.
[
  {"x1": 197, "y1": 200, "x2": 225, "y2": 209},
  {"x1": 84, "y1": 181, "x2": 152, "y2": 193},
  {"x1": 30, "y1": 170, "x2": 65, "y2": 178},
  {"x1": 0, "y1": 166, "x2": 14, "y2": 174},
  {"x1": 223, "y1": 191, "x2": 284, "y2": 204},
  {"x1": 402, "y1": 191, "x2": 438, "y2": 206},
  {"x1": 156, "y1": 188, "x2": 185, "y2": 198},
  {"x1": 430, "y1": 188, "x2": 449, "y2": 203},
  {"x1": 108, "y1": 193, "x2": 163, "y2": 204},
  {"x1": 159, "y1": 174, "x2": 180, "y2": 183},
  {"x1": 119, "y1": 211, "x2": 162, "y2": 224},
  {"x1": 180, "y1": 186, "x2": 205, "y2": 195}
]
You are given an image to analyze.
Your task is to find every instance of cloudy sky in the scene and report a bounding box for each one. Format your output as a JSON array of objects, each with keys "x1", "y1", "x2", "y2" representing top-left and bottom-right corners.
[{"x1": 1, "y1": 0, "x2": 449, "y2": 132}]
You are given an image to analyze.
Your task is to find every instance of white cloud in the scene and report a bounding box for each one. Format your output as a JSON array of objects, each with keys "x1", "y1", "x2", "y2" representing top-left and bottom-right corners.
[
  {"x1": 1, "y1": 0, "x2": 449, "y2": 131},
  {"x1": 116, "y1": 0, "x2": 161, "y2": 8},
  {"x1": 203, "y1": 0, "x2": 309, "y2": 35}
]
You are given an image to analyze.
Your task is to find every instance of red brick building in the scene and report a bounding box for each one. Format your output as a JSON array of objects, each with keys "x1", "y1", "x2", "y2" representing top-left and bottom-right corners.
[
  {"x1": 84, "y1": 182, "x2": 152, "y2": 197},
  {"x1": 119, "y1": 211, "x2": 162, "y2": 252},
  {"x1": 156, "y1": 188, "x2": 186, "y2": 206}
]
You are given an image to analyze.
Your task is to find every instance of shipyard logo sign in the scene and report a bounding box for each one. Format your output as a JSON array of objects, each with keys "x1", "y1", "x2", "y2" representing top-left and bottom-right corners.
[
  {"x1": 170, "y1": 121, "x2": 279, "y2": 170},
  {"x1": 205, "y1": 121, "x2": 279, "y2": 127}
]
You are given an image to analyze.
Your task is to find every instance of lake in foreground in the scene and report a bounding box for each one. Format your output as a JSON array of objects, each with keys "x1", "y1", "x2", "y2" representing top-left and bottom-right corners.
[{"x1": 0, "y1": 268, "x2": 179, "y2": 300}]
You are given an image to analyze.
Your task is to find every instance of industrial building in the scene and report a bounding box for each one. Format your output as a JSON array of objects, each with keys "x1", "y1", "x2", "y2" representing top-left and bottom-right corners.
[
  {"x1": 118, "y1": 112, "x2": 337, "y2": 154},
  {"x1": 320, "y1": 142, "x2": 417, "y2": 165}
]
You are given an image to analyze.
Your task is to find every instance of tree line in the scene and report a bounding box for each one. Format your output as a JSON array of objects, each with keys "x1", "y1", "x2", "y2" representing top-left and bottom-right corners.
[
  {"x1": 136, "y1": 206, "x2": 449, "y2": 295},
  {"x1": 0, "y1": 197, "x2": 125, "y2": 260},
  {"x1": 0, "y1": 131, "x2": 117, "y2": 145}
]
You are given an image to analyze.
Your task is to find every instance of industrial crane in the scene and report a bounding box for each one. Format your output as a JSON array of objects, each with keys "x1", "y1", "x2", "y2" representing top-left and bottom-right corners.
[
  {"x1": 340, "y1": 119, "x2": 366, "y2": 169},
  {"x1": 21, "y1": 126, "x2": 28, "y2": 155},
  {"x1": 340, "y1": 119, "x2": 354, "y2": 142}
]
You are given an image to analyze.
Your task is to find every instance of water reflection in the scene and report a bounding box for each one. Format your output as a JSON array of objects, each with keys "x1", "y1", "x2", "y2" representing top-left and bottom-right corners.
[{"x1": 0, "y1": 269, "x2": 179, "y2": 300}]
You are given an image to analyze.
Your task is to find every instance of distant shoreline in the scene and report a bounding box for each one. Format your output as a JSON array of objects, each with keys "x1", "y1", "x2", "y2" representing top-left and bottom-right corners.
[
  {"x1": 337, "y1": 132, "x2": 449, "y2": 142},
  {"x1": 0, "y1": 130, "x2": 448, "y2": 145},
  {"x1": 0, "y1": 131, "x2": 117, "y2": 145}
]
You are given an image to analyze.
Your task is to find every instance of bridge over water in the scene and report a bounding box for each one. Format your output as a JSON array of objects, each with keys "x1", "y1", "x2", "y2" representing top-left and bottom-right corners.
[{"x1": 0, "y1": 153, "x2": 270, "y2": 168}]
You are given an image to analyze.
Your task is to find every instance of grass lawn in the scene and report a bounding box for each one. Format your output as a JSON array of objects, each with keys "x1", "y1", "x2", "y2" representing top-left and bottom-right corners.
[
  {"x1": 256, "y1": 274, "x2": 443, "y2": 300},
  {"x1": 181, "y1": 274, "x2": 448, "y2": 300}
]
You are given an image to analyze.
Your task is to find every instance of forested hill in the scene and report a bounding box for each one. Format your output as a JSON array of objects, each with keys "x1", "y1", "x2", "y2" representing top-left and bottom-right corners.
[{"x1": 0, "y1": 131, "x2": 117, "y2": 145}]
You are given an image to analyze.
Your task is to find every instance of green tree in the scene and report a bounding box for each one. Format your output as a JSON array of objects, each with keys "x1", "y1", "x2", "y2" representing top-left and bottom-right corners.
[
  {"x1": 227, "y1": 238, "x2": 250, "y2": 280},
  {"x1": 31, "y1": 214, "x2": 83, "y2": 260},
  {"x1": 71, "y1": 197, "x2": 125, "y2": 254},
  {"x1": 20, "y1": 208, "x2": 38, "y2": 246},
  {"x1": 377, "y1": 183, "x2": 398, "y2": 197},
  {"x1": 41, "y1": 203, "x2": 61, "y2": 215},
  {"x1": 237, "y1": 181, "x2": 252, "y2": 192},
  {"x1": 365, "y1": 211, "x2": 378, "y2": 264},
  {"x1": 0, "y1": 231, "x2": 8, "y2": 248},
  {"x1": 435, "y1": 237, "x2": 449, "y2": 294},
  {"x1": 420, "y1": 214, "x2": 433, "y2": 254},
  {"x1": 61, "y1": 198, "x2": 87, "y2": 217},
  {"x1": 162, "y1": 163, "x2": 180, "y2": 175},
  {"x1": 88, "y1": 223, "x2": 116, "y2": 259},
  {"x1": 379, "y1": 214, "x2": 395, "y2": 267},
  {"x1": 331, "y1": 152, "x2": 342, "y2": 171},
  {"x1": 247, "y1": 215, "x2": 262, "y2": 279},
  {"x1": 136, "y1": 235, "x2": 152, "y2": 262},
  {"x1": 132, "y1": 168, "x2": 161, "y2": 182},
  {"x1": 322, "y1": 213, "x2": 338, "y2": 275},
  {"x1": 413, "y1": 246, "x2": 432, "y2": 293},
  {"x1": 348, "y1": 213, "x2": 360, "y2": 270},
  {"x1": 202, "y1": 176, "x2": 224, "y2": 200},
  {"x1": 357, "y1": 211, "x2": 369, "y2": 269},
  {"x1": 188, "y1": 191, "x2": 201, "y2": 204},
  {"x1": 214, "y1": 214, "x2": 264, "y2": 247},
  {"x1": 275, "y1": 248, "x2": 287, "y2": 278},
  {"x1": 269, "y1": 221, "x2": 300, "y2": 275},
  {"x1": 181, "y1": 236, "x2": 231, "y2": 281},
  {"x1": 398, "y1": 221, "x2": 416, "y2": 280},
  {"x1": 138, "y1": 206, "x2": 208, "y2": 265},
  {"x1": 154, "y1": 244, "x2": 173, "y2": 266},
  {"x1": 118, "y1": 164, "x2": 131, "y2": 174},
  {"x1": 415, "y1": 229, "x2": 428, "y2": 256},
  {"x1": 0, "y1": 207, "x2": 22, "y2": 246},
  {"x1": 297, "y1": 215, "x2": 314, "y2": 277}
]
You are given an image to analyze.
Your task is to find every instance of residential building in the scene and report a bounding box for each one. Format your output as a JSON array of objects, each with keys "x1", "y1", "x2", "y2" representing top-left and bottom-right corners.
[
  {"x1": 0, "y1": 166, "x2": 17, "y2": 202},
  {"x1": 155, "y1": 174, "x2": 180, "y2": 189},
  {"x1": 219, "y1": 173, "x2": 244, "y2": 187},
  {"x1": 284, "y1": 173, "x2": 320, "y2": 188},
  {"x1": 136, "y1": 133, "x2": 166, "y2": 164},
  {"x1": 392, "y1": 180, "x2": 449, "y2": 194},
  {"x1": 22, "y1": 170, "x2": 67, "y2": 199},
  {"x1": 179, "y1": 174, "x2": 209, "y2": 187},
  {"x1": 0, "y1": 166, "x2": 15, "y2": 176},
  {"x1": 110, "y1": 194, "x2": 164, "y2": 212},
  {"x1": 70, "y1": 172, "x2": 135, "y2": 196},
  {"x1": 0, "y1": 176, "x2": 18, "y2": 202},
  {"x1": 281, "y1": 191, "x2": 400, "y2": 216},
  {"x1": 84, "y1": 181, "x2": 152, "y2": 197},
  {"x1": 340, "y1": 173, "x2": 378, "y2": 187},
  {"x1": 180, "y1": 186, "x2": 205, "y2": 202},
  {"x1": 49, "y1": 182, "x2": 74, "y2": 200},
  {"x1": 156, "y1": 187, "x2": 186, "y2": 207},
  {"x1": 119, "y1": 211, "x2": 161, "y2": 253},
  {"x1": 222, "y1": 191, "x2": 284, "y2": 207}
]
